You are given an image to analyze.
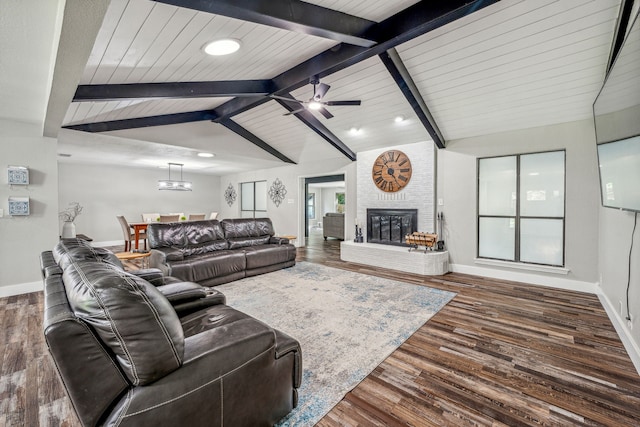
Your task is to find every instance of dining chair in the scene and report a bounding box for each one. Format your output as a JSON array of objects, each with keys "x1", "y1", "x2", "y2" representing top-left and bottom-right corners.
[
  {"x1": 117, "y1": 215, "x2": 147, "y2": 251},
  {"x1": 159, "y1": 214, "x2": 180, "y2": 223},
  {"x1": 188, "y1": 213, "x2": 206, "y2": 221},
  {"x1": 141, "y1": 212, "x2": 160, "y2": 223},
  {"x1": 209, "y1": 212, "x2": 219, "y2": 220}
]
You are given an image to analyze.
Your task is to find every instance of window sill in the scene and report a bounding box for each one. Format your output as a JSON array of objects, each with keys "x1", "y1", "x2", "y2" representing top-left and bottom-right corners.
[{"x1": 474, "y1": 258, "x2": 570, "y2": 275}]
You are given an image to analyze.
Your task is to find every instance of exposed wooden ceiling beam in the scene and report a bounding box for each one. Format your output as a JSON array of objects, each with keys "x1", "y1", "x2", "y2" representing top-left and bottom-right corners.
[
  {"x1": 275, "y1": 96, "x2": 356, "y2": 161},
  {"x1": 73, "y1": 80, "x2": 275, "y2": 102},
  {"x1": 379, "y1": 48, "x2": 445, "y2": 149},
  {"x1": 607, "y1": 0, "x2": 634, "y2": 73},
  {"x1": 151, "y1": 0, "x2": 377, "y2": 47},
  {"x1": 219, "y1": 118, "x2": 296, "y2": 164},
  {"x1": 213, "y1": 0, "x2": 500, "y2": 121},
  {"x1": 63, "y1": 110, "x2": 217, "y2": 132},
  {"x1": 67, "y1": 0, "x2": 496, "y2": 157}
]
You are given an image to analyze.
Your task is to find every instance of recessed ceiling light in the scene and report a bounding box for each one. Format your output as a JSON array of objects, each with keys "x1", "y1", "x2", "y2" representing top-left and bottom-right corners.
[
  {"x1": 203, "y1": 39, "x2": 241, "y2": 56},
  {"x1": 197, "y1": 152, "x2": 215, "y2": 158},
  {"x1": 349, "y1": 127, "x2": 362, "y2": 135},
  {"x1": 395, "y1": 115, "x2": 405, "y2": 123}
]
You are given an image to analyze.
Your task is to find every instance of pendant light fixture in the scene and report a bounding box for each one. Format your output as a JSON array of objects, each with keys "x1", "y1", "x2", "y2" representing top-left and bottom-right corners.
[{"x1": 158, "y1": 163, "x2": 192, "y2": 191}]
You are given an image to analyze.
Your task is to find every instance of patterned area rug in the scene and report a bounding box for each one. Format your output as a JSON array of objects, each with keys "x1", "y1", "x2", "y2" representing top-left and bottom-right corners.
[{"x1": 216, "y1": 262, "x2": 456, "y2": 426}]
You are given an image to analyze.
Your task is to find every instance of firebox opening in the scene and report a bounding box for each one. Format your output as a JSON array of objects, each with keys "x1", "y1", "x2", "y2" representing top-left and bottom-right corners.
[{"x1": 367, "y1": 208, "x2": 417, "y2": 246}]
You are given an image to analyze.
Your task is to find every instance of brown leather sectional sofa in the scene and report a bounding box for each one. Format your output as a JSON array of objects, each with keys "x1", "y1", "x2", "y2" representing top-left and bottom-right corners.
[
  {"x1": 41, "y1": 239, "x2": 301, "y2": 426},
  {"x1": 147, "y1": 218, "x2": 296, "y2": 286}
]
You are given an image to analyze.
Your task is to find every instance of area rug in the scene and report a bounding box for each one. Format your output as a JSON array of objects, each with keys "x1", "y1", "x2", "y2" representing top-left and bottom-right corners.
[{"x1": 216, "y1": 262, "x2": 456, "y2": 426}]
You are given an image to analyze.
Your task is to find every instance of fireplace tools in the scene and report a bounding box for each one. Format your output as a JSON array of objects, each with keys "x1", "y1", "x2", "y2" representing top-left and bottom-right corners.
[
  {"x1": 354, "y1": 225, "x2": 364, "y2": 243},
  {"x1": 436, "y1": 212, "x2": 445, "y2": 251}
]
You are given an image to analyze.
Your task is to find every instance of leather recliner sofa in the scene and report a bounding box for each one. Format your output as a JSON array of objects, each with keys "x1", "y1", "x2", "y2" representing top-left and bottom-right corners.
[
  {"x1": 41, "y1": 239, "x2": 301, "y2": 427},
  {"x1": 147, "y1": 218, "x2": 296, "y2": 286}
]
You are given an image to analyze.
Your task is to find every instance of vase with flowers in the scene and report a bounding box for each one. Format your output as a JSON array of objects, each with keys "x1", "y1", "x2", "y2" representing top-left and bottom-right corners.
[{"x1": 59, "y1": 202, "x2": 83, "y2": 238}]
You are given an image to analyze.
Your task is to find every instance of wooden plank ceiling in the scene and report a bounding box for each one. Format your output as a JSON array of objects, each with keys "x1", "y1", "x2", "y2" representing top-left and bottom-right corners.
[{"x1": 57, "y1": 0, "x2": 623, "y2": 174}]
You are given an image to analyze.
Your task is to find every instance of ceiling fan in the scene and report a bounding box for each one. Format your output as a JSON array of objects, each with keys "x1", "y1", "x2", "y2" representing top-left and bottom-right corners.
[{"x1": 270, "y1": 77, "x2": 361, "y2": 119}]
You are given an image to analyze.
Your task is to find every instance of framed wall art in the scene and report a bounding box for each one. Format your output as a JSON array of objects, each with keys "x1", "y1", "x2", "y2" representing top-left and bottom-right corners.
[
  {"x1": 8, "y1": 196, "x2": 30, "y2": 216},
  {"x1": 8, "y1": 166, "x2": 29, "y2": 185}
]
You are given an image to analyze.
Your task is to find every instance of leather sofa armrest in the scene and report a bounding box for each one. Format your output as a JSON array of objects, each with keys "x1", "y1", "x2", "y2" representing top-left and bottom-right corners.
[
  {"x1": 156, "y1": 282, "x2": 226, "y2": 316},
  {"x1": 104, "y1": 319, "x2": 278, "y2": 425},
  {"x1": 275, "y1": 329, "x2": 302, "y2": 388},
  {"x1": 129, "y1": 268, "x2": 165, "y2": 285},
  {"x1": 156, "y1": 281, "x2": 207, "y2": 302},
  {"x1": 149, "y1": 248, "x2": 183, "y2": 276},
  {"x1": 269, "y1": 236, "x2": 290, "y2": 245}
]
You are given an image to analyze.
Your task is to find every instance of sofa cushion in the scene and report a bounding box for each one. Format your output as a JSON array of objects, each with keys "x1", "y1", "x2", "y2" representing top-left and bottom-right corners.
[
  {"x1": 182, "y1": 240, "x2": 228, "y2": 256},
  {"x1": 227, "y1": 235, "x2": 270, "y2": 249},
  {"x1": 63, "y1": 261, "x2": 184, "y2": 386},
  {"x1": 148, "y1": 220, "x2": 225, "y2": 249},
  {"x1": 184, "y1": 220, "x2": 225, "y2": 245},
  {"x1": 168, "y1": 250, "x2": 247, "y2": 283},
  {"x1": 54, "y1": 243, "x2": 123, "y2": 271},
  {"x1": 244, "y1": 245, "x2": 296, "y2": 270},
  {"x1": 221, "y1": 218, "x2": 275, "y2": 239}
]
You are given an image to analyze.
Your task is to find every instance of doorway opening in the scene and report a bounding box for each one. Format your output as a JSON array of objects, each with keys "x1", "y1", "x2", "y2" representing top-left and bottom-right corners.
[{"x1": 304, "y1": 174, "x2": 345, "y2": 240}]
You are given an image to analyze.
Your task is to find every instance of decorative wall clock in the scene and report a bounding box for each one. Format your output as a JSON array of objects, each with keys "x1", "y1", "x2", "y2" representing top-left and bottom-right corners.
[{"x1": 371, "y1": 150, "x2": 412, "y2": 192}]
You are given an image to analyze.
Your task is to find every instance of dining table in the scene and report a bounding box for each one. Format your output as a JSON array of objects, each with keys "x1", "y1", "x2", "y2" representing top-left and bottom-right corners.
[{"x1": 129, "y1": 222, "x2": 149, "y2": 250}]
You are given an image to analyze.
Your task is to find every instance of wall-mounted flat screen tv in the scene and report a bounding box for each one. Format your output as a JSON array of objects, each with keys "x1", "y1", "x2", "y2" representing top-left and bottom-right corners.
[{"x1": 597, "y1": 135, "x2": 640, "y2": 212}]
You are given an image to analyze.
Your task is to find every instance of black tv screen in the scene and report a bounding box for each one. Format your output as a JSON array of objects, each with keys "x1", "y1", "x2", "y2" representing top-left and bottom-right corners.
[{"x1": 597, "y1": 135, "x2": 640, "y2": 212}]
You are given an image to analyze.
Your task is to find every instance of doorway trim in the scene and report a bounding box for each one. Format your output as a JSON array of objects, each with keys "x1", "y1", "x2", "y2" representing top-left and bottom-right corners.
[{"x1": 304, "y1": 174, "x2": 345, "y2": 238}]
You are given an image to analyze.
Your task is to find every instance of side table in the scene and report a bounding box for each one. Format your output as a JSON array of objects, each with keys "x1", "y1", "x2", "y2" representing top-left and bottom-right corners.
[{"x1": 115, "y1": 251, "x2": 151, "y2": 270}]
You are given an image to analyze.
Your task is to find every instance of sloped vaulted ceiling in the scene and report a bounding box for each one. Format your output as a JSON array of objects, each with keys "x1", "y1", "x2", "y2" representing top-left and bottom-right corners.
[{"x1": 52, "y1": 0, "x2": 623, "y2": 174}]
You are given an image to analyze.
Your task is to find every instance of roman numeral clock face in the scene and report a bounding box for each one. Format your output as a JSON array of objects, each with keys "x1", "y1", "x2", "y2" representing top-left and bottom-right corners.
[{"x1": 371, "y1": 150, "x2": 412, "y2": 193}]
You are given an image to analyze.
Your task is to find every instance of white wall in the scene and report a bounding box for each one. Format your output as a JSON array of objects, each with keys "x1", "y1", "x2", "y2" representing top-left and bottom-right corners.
[
  {"x1": 218, "y1": 157, "x2": 355, "y2": 245},
  {"x1": 357, "y1": 141, "x2": 436, "y2": 235},
  {"x1": 438, "y1": 119, "x2": 601, "y2": 286},
  {"x1": 0, "y1": 119, "x2": 59, "y2": 293},
  {"x1": 599, "y1": 207, "x2": 640, "y2": 360},
  {"x1": 321, "y1": 186, "x2": 345, "y2": 214},
  {"x1": 59, "y1": 163, "x2": 221, "y2": 244}
]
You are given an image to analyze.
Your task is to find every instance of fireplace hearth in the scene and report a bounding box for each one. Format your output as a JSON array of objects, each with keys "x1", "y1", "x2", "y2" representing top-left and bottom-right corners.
[{"x1": 367, "y1": 208, "x2": 417, "y2": 246}]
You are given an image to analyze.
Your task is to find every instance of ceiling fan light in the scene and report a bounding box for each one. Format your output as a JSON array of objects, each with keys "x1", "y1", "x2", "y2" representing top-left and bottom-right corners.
[
  {"x1": 308, "y1": 101, "x2": 322, "y2": 110},
  {"x1": 203, "y1": 39, "x2": 241, "y2": 56}
]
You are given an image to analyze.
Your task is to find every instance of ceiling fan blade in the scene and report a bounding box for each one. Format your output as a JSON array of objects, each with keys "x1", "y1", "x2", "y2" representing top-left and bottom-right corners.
[
  {"x1": 314, "y1": 82, "x2": 331, "y2": 101},
  {"x1": 283, "y1": 107, "x2": 306, "y2": 116},
  {"x1": 317, "y1": 106, "x2": 334, "y2": 119},
  {"x1": 270, "y1": 94, "x2": 304, "y2": 103},
  {"x1": 325, "y1": 100, "x2": 361, "y2": 106}
]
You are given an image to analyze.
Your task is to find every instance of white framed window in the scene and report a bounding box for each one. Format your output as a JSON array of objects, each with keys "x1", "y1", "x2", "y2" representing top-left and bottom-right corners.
[{"x1": 477, "y1": 150, "x2": 565, "y2": 266}]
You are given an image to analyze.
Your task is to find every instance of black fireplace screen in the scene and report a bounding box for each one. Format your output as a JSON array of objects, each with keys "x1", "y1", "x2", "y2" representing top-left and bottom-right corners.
[{"x1": 367, "y1": 208, "x2": 417, "y2": 246}]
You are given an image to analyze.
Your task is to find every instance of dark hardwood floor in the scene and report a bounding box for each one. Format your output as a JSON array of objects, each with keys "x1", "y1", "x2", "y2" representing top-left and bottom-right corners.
[{"x1": 2, "y1": 235, "x2": 639, "y2": 426}]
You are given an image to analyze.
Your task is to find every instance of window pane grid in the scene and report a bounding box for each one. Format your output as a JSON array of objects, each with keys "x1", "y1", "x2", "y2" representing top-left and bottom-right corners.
[{"x1": 477, "y1": 150, "x2": 565, "y2": 267}]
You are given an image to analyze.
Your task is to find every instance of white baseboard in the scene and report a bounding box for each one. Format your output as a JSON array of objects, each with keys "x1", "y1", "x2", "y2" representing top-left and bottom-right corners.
[
  {"x1": 450, "y1": 263, "x2": 598, "y2": 294},
  {"x1": 596, "y1": 290, "x2": 640, "y2": 376},
  {"x1": 0, "y1": 281, "x2": 43, "y2": 298}
]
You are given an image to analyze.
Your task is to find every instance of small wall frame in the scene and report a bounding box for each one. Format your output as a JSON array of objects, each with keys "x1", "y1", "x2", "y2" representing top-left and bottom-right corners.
[
  {"x1": 8, "y1": 197, "x2": 30, "y2": 216},
  {"x1": 8, "y1": 166, "x2": 29, "y2": 185}
]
